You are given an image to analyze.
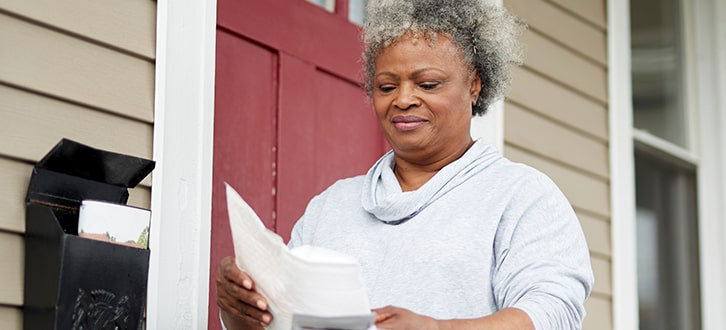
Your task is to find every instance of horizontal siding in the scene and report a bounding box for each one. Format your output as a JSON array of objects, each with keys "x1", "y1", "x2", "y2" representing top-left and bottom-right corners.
[
  {"x1": 0, "y1": 13, "x2": 155, "y2": 122},
  {"x1": 580, "y1": 213, "x2": 611, "y2": 257},
  {"x1": 591, "y1": 257, "x2": 611, "y2": 296},
  {"x1": 0, "y1": 158, "x2": 30, "y2": 233},
  {"x1": 521, "y1": 29, "x2": 608, "y2": 102},
  {"x1": 506, "y1": 0, "x2": 606, "y2": 65},
  {"x1": 548, "y1": 0, "x2": 607, "y2": 29},
  {"x1": 129, "y1": 186, "x2": 152, "y2": 210},
  {"x1": 505, "y1": 144, "x2": 610, "y2": 218},
  {"x1": 505, "y1": 102, "x2": 608, "y2": 178},
  {"x1": 0, "y1": 231, "x2": 24, "y2": 306},
  {"x1": 508, "y1": 67, "x2": 608, "y2": 141},
  {"x1": 583, "y1": 295, "x2": 613, "y2": 330},
  {"x1": 0, "y1": 0, "x2": 155, "y2": 321},
  {"x1": 0, "y1": 85, "x2": 153, "y2": 163},
  {"x1": 503, "y1": 2, "x2": 611, "y2": 327},
  {"x1": 0, "y1": 0, "x2": 156, "y2": 59},
  {"x1": 0, "y1": 306, "x2": 22, "y2": 330}
]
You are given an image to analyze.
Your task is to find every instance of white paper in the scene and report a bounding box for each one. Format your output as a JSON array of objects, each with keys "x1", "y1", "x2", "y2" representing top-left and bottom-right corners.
[
  {"x1": 225, "y1": 183, "x2": 371, "y2": 330},
  {"x1": 78, "y1": 200, "x2": 150, "y2": 249}
]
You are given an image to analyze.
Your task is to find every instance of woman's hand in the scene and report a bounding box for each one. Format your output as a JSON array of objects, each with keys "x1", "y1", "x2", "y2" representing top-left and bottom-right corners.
[
  {"x1": 216, "y1": 256, "x2": 272, "y2": 329},
  {"x1": 373, "y1": 306, "x2": 440, "y2": 330}
]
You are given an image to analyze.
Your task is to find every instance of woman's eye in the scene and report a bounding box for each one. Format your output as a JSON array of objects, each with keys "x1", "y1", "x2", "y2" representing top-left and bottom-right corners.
[
  {"x1": 419, "y1": 82, "x2": 440, "y2": 90},
  {"x1": 378, "y1": 85, "x2": 395, "y2": 93}
]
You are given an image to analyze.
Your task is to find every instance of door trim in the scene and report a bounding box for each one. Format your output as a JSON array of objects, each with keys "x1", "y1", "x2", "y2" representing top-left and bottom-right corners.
[
  {"x1": 148, "y1": 0, "x2": 217, "y2": 328},
  {"x1": 607, "y1": 0, "x2": 639, "y2": 329}
]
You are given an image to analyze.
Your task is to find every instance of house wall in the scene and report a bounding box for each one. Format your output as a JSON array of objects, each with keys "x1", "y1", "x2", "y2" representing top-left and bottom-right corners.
[
  {"x1": 502, "y1": 0, "x2": 612, "y2": 329},
  {"x1": 0, "y1": 0, "x2": 156, "y2": 327}
]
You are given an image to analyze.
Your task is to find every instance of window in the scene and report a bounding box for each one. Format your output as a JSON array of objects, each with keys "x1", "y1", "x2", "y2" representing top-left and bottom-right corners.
[
  {"x1": 630, "y1": 0, "x2": 702, "y2": 329},
  {"x1": 348, "y1": 0, "x2": 368, "y2": 26},
  {"x1": 306, "y1": 0, "x2": 335, "y2": 12},
  {"x1": 635, "y1": 152, "x2": 700, "y2": 329},
  {"x1": 306, "y1": 0, "x2": 369, "y2": 26},
  {"x1": 631, "y1": 0, "x2": 688, "y2": 148}
]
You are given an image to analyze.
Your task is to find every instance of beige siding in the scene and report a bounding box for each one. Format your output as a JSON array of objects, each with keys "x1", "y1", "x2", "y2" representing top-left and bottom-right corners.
[
  {"x1": 0, "y1": 307, "x2": 22, "y2": 330},
  {"x1": 0, "y1": 0, "x2": 156, "y2": 59},
  {"x1": 503, "y1": 0, "x2": 611, "y2": 329},
  {"x1": 583, "y1": 295, "x2": 613, "y2": 330},
  {"x1": 0, "y1": 0, "x2": 155, "y2": 326},
  {"x1": 0, "y1": 14, "x2": 155, "y2": 122},
  {"x1": 0, "y1": 232, "x2": 24, "y2": 306},
  {"x1": 506, "y1": 0, "x2": 606, "y2": 65},
  {"x1": 549, "y1": 0, "x2": 607, "y2": 29}
]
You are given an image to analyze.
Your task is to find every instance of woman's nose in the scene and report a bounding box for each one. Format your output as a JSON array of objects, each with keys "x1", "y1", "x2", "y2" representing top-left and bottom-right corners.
[{"x1": 393, "y1": 84, "x2": 421, "y2": 110}]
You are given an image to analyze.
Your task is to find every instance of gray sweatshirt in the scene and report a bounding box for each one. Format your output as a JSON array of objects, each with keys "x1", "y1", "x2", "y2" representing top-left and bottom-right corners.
[{"x1": 288, "y1": 139, "x2": 594, "y2": 329}]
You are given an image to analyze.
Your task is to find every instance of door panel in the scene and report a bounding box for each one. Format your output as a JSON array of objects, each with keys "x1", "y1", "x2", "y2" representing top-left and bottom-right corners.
[
  {"x1": 311, "y1": 70, "x2": 382, "y2": 190},
  {"x1": 210, "y1": 30, "x2": 278, "y2": 327},
  {"x1": 276, "y1": 54, "x2": 319, "y2": 241},
  {"x1": 217, "y1": 0, "x2": 363, "y2": 79},
  {"x1": 276, "y1": 55, "x2": 384, "y2": 242},
  {"x1": 212, "y1": 1, "x2": 384, "y2": 327}
]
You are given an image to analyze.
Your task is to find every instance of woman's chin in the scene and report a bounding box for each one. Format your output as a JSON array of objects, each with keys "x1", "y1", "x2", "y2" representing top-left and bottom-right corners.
[{"x1": 388, "y1": 136, "x2": 433, "y2": 155}]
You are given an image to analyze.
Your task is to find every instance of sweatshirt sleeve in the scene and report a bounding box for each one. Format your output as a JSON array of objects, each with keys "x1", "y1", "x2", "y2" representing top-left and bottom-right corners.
[
  {"x1": 287, "y1": 190, "x2": 328, "y2": 249},
  {"x1": 491, "y1": 169, "x2": 594, "y2": 329}
]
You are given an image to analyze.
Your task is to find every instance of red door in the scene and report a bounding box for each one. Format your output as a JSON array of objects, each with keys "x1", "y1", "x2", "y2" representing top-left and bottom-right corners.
[{"x1": 210, "y1": 0, "x2": 386, "y2": 327}]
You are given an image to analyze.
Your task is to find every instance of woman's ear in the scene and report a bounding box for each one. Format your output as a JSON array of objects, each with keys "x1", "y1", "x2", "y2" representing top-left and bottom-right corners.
[{"x1": 470, "y1": 71, "x2": 482, "y2": 106}]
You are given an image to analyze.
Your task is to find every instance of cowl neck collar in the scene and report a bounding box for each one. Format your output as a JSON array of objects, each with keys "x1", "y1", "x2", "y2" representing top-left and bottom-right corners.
[{"x1": 361, "y1": 139, "x2": 501, "y2": 224}]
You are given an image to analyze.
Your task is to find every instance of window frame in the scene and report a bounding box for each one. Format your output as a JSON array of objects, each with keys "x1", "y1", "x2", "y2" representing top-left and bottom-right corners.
[
  {"x1": 609, "y1": 0, "x2": 726, "y2": 329},
  {"x1": 147, "y1": 0, "x2": 217, "y2": 328}
]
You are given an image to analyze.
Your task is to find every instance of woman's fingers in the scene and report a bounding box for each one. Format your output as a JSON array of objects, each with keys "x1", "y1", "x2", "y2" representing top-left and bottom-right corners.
[
  {"x1": 373, "y1": 306, "x2": 398, "y2": 323},
  {"x1": 220, "y1": 256, "x2": 255, "y2": 290},
  {"x1": 223, "y1": 271, "x2": 269, "y2": 310},
  {"x1": 221, "y1": 306, "x2": 268, "y2": 330},
  {"x1": 218, "y1": 291, "x2": 272, "y2": 326},
  {"x1": 216, "y1": 256, "x2": 272, "y2": 325}
]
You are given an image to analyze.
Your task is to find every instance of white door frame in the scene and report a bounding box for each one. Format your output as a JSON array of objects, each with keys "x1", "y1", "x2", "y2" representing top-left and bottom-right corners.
[
  {"x1": 692, "y1": 0, "x2": 726, "y2": 328},
  {"x1": 147, "y1": 0, "x2": 217, "y2": 328},
  {"x1": 471, "y1": 0, "x2": 505, "y2": 151},
  {"x1": 609, "y1": 0, "x2": 726, "y2": 329},
  {"x1": 608, "y1": 0, "x2": 639, "y2": 328}
]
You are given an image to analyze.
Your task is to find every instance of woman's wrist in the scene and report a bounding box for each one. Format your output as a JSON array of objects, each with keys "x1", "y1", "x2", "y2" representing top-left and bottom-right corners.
[{"x1": 434, "y1": 318, "x2": 452, "y2": 330}]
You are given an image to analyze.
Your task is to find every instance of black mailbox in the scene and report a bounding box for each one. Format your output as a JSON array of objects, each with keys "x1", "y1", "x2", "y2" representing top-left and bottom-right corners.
[{"x1": 24, "y1": 139, "x2": 155, "y2": 330}]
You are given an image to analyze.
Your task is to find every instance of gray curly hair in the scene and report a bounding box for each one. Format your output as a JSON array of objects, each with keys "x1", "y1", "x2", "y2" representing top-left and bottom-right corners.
[{"x1": 363, "y1": 0, "x2": 525, "y2": 116}]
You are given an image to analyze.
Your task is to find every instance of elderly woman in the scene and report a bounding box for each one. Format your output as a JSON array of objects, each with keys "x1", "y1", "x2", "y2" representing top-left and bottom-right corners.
[{"x1": 216, "y1": 0, "x2": 593, "y2": 329}]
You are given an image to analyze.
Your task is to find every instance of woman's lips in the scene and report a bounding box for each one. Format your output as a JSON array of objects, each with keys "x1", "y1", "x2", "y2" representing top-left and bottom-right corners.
[{"x1": 391, "y1": 115, "x2": 428, "y2": 131}]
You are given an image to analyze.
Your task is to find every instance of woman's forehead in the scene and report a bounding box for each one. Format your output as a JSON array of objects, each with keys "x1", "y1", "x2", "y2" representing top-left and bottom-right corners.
[{"x1": 375, "y1": 33, "x2": 469, "y2": 71}]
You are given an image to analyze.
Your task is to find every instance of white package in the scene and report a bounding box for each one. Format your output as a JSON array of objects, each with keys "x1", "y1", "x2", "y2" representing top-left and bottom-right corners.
[{"x1": 225, "y1": 183, "x2": 371, "y2": 330}]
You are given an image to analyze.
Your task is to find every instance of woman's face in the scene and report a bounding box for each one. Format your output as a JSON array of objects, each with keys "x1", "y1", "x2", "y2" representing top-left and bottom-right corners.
[{"x1": 373, "y1": 33, "x2": 481, "y2": 161}]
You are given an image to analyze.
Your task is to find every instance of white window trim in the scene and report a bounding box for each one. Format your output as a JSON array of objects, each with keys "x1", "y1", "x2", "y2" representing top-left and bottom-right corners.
[
  {"x1": 608, "y1": 1, "x2": 639, "y2": 329},
  {"x1": 610, "y1": 0, "x2": 726, "y2": 329},
  {"x1": 471, "y1": 0, "x2": 504, "y2": 151},
  {"x1": 147, "y1": 0, "x2": 217, "y2": 328},
  {"x1": 471, "y1": 101, "x2": 504, "y2": 151},
  {"x1": 692, "y1": 0, "x2": 726, "y2": 328}
]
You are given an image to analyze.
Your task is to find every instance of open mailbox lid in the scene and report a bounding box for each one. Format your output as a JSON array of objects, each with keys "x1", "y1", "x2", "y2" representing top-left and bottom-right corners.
[
  {"x1": 36, "y1": 138, "x2": 155, "y2": 188},
  {"x1": 23, "y1": 139, "x2": 155, "y2": 330},
  {"x1": 26, "y1": 139, "x2": 155, "y2": 234}
]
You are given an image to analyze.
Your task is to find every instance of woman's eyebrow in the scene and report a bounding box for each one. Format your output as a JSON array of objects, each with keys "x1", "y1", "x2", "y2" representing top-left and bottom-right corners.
[
  {"x1": 409, "y1": 67, "x2": 446, "y2": 78},
  {"x1": 375, "y1": 67, "x2": 446, "y2": 80},
  {"x1": 375, "y1": 71, "x2": 398, "y2": 79}
]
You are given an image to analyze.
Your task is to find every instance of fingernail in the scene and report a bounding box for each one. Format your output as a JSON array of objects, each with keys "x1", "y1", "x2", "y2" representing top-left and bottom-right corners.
[
  {"x1": 257, "y1": 300, "x2": 267, "y2": 310},
  {"x1": 262, "y1": 314, "x2": 271, "y2": 323},
  {"x1": 242, "y1": 280, "x2": 252, "y2": 290}
]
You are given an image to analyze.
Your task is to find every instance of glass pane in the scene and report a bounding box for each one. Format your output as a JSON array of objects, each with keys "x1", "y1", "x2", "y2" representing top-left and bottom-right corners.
[
  {"x1": 635, "y1": 151, "x2": 701, "y2": 330},
  {"x1": 307, "y1": 0, "x2": 335, "y2": 12},
  {"x1": 630, "y1": 0, "x2": 688, "y2": 147},
  {"x1": 349, "y1": 0, "x2": 368, "y2": 26}
]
